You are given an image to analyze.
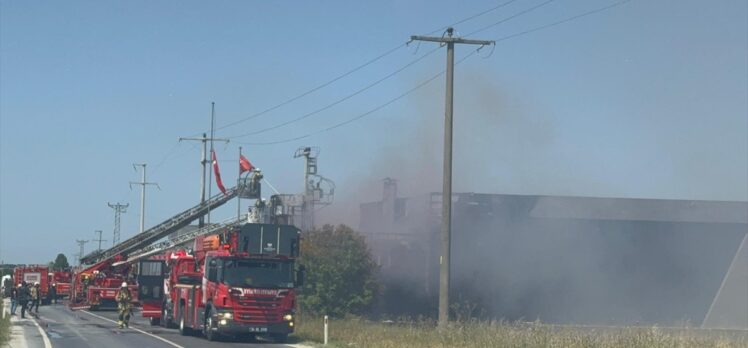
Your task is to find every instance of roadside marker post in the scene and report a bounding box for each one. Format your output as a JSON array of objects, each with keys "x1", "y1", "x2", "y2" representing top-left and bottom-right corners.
[{"x1": 324, "y1": 315, "x2": 329, "y2": 345}]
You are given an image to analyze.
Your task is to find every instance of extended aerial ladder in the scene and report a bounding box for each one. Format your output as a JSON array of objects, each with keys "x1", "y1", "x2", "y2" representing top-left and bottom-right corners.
[
  {"x1": 112, "y1": 215, "x2": 243, "y2": 266},
  {"x1": 80, "y1": 186, "x2": 238, "y2": 265},
  {"x1": 70, "y1": 187, "x2": 238, "y2": 310}
]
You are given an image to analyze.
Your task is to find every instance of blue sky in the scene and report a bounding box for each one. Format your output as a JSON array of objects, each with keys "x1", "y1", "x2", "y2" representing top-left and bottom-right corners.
[{"x1": 1, "y1": 0, "x2": 746, "y2": 264}]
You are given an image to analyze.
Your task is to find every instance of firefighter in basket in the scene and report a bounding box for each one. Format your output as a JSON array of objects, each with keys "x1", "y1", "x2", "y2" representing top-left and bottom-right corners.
[{"x1": 115, "y1": 282, "x2": 132, "y2": 328}]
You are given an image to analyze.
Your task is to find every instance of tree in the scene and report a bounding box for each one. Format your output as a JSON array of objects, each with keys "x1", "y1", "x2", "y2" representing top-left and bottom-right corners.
[
  {"x1": 299, "y1": 224, "x2": 379, "y2": 317},
  {"x1": 52, "y1": 253, "x2": 69, "y2": 270}
]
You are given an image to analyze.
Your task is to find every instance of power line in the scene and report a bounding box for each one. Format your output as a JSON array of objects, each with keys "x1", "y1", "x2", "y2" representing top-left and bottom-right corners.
[
  {"x1": 233, "y1": 0, "x2": 633, "y2": 146},
  {"x1": 234, "y1": 50, "x2": 478, "y2": 146},
  {"x1": 210, "y1": 43, "x2": 408, "y2": 134},
  {"x1": 424, "y1": 0, "x2": 522, "y2": 36},
  {"x1": 186, "y1": 0, "x2": 530, "y2": 138},
  {"x1": 225, "y1": 46, "x2": 442, "y2": 139},
  {"x1": 465, "y1": 0, "x2": 558, "y2": 37},
  {"x1": 150, "y1": 141, "x2": 183, "y2": 175},
  {"x1": 225, "y1": 1, "x2": 560, "y2": 140},
  {"x1": 490, "y1": 0, "x2": 633, "y2": 43}
]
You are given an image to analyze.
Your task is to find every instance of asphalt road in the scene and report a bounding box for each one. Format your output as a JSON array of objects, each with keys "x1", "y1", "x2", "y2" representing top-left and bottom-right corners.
[{"x1": 29, "y1": 303, "x2": 305, "y2": 348}]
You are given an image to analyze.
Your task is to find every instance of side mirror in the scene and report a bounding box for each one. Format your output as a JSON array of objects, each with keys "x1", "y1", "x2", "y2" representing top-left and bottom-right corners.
[{"x1": 296, "y1": 265, "x2": 306, "y2": 288}]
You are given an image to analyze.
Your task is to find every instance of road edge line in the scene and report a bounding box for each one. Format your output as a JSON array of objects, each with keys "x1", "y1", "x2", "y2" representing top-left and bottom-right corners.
[
  {"x1": 81, "y1": 310, "x2": 185, "y2": 348},
  {"x1": 29, "y1": 315, "x2": 53, "y2": 348}
]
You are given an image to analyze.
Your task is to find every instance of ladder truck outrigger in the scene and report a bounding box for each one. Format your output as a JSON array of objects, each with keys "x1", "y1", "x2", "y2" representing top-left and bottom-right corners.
[{"x1": 69, "y1": 186, "x2": 239, "y2": 311}]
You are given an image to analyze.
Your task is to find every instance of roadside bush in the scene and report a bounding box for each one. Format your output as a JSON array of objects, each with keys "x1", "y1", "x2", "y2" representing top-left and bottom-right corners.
[{"x1": 299, "y1": 224, "x2": 379, "y2": 317}]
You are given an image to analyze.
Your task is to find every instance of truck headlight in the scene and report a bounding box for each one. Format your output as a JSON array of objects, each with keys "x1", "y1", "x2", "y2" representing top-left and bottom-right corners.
[
  {"x1": 219, "y1": 319, "x2": 228, "y2": 326},
  {"x1": 221, "y1": 312, "x2": 233, "y2": 319},
  {"x1": 283, "y1": 314, "x2": 293, "y2": 321}
]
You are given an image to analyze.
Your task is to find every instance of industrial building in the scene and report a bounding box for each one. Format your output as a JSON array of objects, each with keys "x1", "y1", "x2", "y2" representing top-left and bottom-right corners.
[{"x1": 360, "y1": 179, "x2": 748, "y2": 327}]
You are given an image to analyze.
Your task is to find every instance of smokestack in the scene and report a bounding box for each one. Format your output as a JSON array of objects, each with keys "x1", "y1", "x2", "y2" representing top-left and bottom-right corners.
[{"x1": 382, "y1": 178, "x2": 398, "y2": 227}]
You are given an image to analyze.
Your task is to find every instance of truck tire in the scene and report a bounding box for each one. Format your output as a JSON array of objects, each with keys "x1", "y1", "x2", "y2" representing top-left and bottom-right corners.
[
  {"x1": 149, "y1": 317, "x2": 160, "y2": 326},
  {"x1": 178, "y1": 305, "x2": 191, "y2": 336},
  {"x1": 161, "y1": 306, "x2": 173, "y2": 328},
  {"x1": 204, "y1": 307, "x2": 221, "y2": 342}
]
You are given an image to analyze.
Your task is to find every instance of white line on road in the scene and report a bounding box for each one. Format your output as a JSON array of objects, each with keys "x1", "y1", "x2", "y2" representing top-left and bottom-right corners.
[
  {"x1": 4, "y1": 298, "x2": 52, "y2": 348},
  {"x1": 80, "y1": 310, "x2": 186, "y2": 348},
  {"x1": 30, "y1": 315, "x2": 53, "y2": 348}
]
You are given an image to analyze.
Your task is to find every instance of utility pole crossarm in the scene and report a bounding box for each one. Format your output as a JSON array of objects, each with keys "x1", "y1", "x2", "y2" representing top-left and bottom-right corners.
[
  {"x1": 179, "y1": 137, "x2": 230, "y2": 143},
  {"x1": 410, "y1": 35, "x2": 494, "y2": 46}
]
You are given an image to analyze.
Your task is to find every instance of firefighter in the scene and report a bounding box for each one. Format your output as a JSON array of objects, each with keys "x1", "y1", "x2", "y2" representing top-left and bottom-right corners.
[
  {"x1": 81, "y1": 273, "x2": 91, "y2": 291},
  {"x1": 18, "y1": 282, "x2": 30, "y2": 319},
  {"x1": 10, "y1": 284, "x2": 19, "y2": 315},
  {"x1": 115, "y1": 282, "x2": 132, "y2": 328},
  {"x1": 29, "y1": 282, "x2": 40, "y2": 314}
]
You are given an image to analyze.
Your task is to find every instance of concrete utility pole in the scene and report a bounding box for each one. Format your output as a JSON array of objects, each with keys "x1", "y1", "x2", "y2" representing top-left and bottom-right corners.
[
  {"x1": 93, "y1": 230, "x2": 106, "y2": 251},
  {"x1": 107, "y1": 202, "x2": 128, "y2": 246},
  {"x1": 410, "y1": 27, "x2": 494, "y2": 328},
  {"x1": 179, "y1": 131, "x2": 229, "y2": 227},
  {"x1": 75, "y1": 240, "x2": 89, "y2": 265},
  {"x1": 130, "y1": 163, "x2": 159, "y2": 234}
]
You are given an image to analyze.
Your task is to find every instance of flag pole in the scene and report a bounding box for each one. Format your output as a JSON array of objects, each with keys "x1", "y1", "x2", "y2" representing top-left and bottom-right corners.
[{"x1": 237, "y1": 146, "x2": 242, "y2": 221}]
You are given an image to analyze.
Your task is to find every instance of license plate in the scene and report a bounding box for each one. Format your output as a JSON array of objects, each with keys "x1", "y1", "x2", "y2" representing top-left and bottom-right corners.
[{"x1": 248, "y1": 327, "x2": 268, "y2": 333}]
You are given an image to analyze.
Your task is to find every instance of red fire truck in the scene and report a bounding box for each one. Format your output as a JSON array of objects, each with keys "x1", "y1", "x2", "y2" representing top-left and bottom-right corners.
[
  {"x1": 49, "y1": 270, "x2": 72, "y2": 299},
  {"x1": 14, "y1": 265, "x2": 51, "y2": 304},
  {"x1": 69, "y1": 255, "x2": 138, "y2": 310},
  {"x1": 137, "y1": 223, "x2": 304, "y2": 342}
]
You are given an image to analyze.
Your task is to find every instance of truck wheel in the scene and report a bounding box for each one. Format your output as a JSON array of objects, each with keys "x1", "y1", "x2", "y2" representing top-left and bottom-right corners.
[
  {"x1": 204, "y1": 307, "x2": 221, "y2": 342},
  {"x1": 272, "y1": 333, "x2": 288, "y2": 343},
  {"x1": 161, "y1": 306, "x2": 173, "y2": 328},
  {"x1": 178, "y1": 306, "x2": 191, "y2": 336},
  {"x1": 149, "y1": 317, "x2": 160, "y2": 326}
]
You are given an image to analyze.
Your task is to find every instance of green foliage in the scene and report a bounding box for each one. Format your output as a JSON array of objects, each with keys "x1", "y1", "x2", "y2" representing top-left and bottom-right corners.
[
  {"x1": 299, "y1": 224, "x2": 379, "y2": 318},
  {"x1": 53, "y1": 253, "x2": 70, "y2": 270}
]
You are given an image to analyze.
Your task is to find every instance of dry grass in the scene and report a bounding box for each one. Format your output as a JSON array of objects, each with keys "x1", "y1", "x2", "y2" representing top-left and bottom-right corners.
[
  {"x1": 0, "y1": 301, "x2": 10, "y2": 346},
  {"x1": 294, "y1": 317, "x2": 748, "y2": 348}
]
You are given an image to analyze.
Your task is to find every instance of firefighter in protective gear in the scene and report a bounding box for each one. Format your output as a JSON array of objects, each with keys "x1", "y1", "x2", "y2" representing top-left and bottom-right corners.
[
  {"x1": 116, "y1": 282, "x2": 132, "y2": 328},
  {"x1": 29, "y1": 283, "x2": 40, "y2": 314}
]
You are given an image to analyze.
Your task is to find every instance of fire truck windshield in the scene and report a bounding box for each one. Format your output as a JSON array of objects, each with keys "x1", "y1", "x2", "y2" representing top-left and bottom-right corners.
[{"x1": 221, "y1": 259, "x2": 294, "y2": 289}]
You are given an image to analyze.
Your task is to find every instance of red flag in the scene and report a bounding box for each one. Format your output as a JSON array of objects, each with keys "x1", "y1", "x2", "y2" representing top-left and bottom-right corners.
[
  {"x1": 211, "y1": 150, "x2": 227, "y2": 194},
  {"x1": 239, "y1": 154, "x2": 254, "y2": 174}
]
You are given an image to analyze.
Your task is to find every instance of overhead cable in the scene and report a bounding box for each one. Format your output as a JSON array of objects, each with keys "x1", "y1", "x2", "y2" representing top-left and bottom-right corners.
[{"x1": 235, "y1": 0, "x2": 634, "y2": 146}]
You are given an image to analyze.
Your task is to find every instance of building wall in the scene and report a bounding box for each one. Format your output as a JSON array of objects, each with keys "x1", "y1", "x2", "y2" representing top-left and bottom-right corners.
[{"x1": 361, "y1": 191, "x2": 748, "y2": 325}]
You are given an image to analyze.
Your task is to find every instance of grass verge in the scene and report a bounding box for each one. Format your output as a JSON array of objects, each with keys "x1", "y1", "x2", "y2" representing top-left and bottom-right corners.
[
  {"x1": 294, "y1": 317, "x2": 748, "y2": 348},
  {"x1": 0, "y1": 300, "x2": 10, "y2": 346}
]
